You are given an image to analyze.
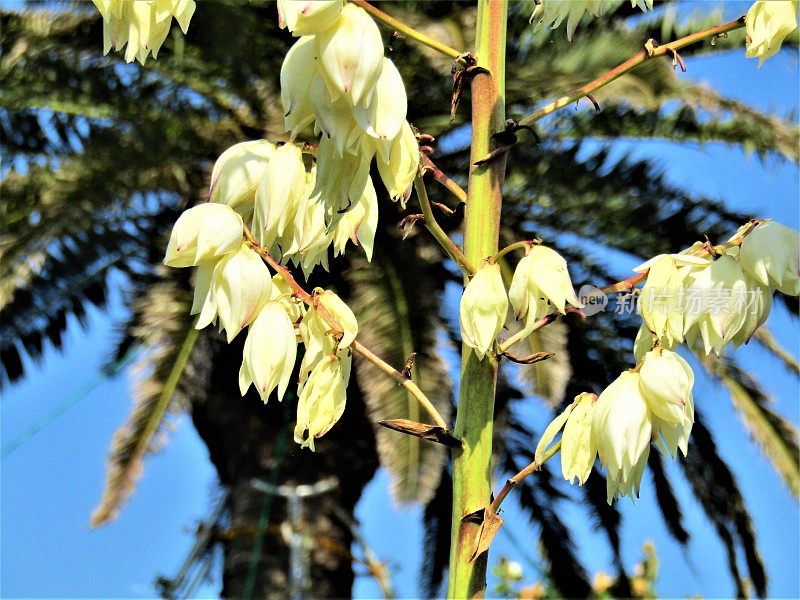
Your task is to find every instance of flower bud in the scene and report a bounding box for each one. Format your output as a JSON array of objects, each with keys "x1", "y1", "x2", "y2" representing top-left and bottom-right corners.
[
  {"x1": 739, "y1": 220, "x2": 800, "y2": 296},
  {"x1": 460, "y1": 262, "x2": 508, "y2": 360},
  {"x1": 561, "y1": 392, "x2": 598, "y2": 485},
  {"x1": 745, "y1": 0, "x2": 799, "y2": 66},
  {"x1": 316, "y1": 289, "x2": 358, "y2": 348},
  {"x1": 164, "y1": 203, "x2": 243, "y2": 268},
  {"x1": 639, "y1": 348, "x2": 694, "y2": 427},
  {"x1": 254, "y1": 143, "x2": 308, "y2": 249},
  {"x1": 294, "y1": 351, "x2": 351, "y2": 450},
  {"x1": 508, "y1": 245, "x2": 581, "y2": 336},
  {"x1": 316, "y1": 3, "x2": 384, "y2": 107},
  {"x1": 277, "y1": 0, "x2": 343, "y2": 36},
  {"x1": 209, "y1": 140, "x2": 276, "y2": 215},
  {"x1": 375, "y1": 120, "x2": 419, "y2": 206},
  {"x1": 591, "y1": 371, "x2": 652, "y2": 503},
  {"x1": 239, "y1": 302, "x2": 298, "y2": 403},
  {"x1": 281, "y1": 37, "x2": 319, "y2": 138},
  {"x1": 212, "y1": 244, "x2": 273, "y2": 342}
]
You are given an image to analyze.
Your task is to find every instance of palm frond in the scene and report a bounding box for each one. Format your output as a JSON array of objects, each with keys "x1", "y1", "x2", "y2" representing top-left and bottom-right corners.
[
  {"x1": 91, "y1": 275, "x2": 197, "y2": 526},
  {"x1": 679, "y1": 411, "x2": 767, "y2": 597},
  {"x1": 346, "y1": 242, "x2": 452, "y2": 504}
]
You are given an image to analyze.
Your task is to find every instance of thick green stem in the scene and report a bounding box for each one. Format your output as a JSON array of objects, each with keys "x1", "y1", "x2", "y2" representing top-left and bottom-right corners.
[{"x1": 447, "y1": 1, "x2": 507, "y2": 598}]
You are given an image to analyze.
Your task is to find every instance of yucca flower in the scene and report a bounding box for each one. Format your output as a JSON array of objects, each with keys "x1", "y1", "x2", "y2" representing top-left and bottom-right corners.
[
  {"x1": 460, "y1": 261, "x2": 508, "y2": 360},
  {"x1": 294, "y1": 351, "x2": 351, "y2": 450},
  {"x1": 638, "y1": 348, "x2": 695, "y2": 427},
  {"x1": 92, "y1": 0, "x2": 196, "y2": 64},
  {"x1": 209, "y1": 140, "x2": 276, "y2": 216},
  {"x1": 163, "y1": 203, "x2": 243, "y2": 268},
  {"x1": 739, "y1": 220, "x2": 800, "y2": 296},
  {"x1": 277, "y1": 0, "x2": 344, "y2": 37},
  {"x1": 745, "y1": 0, "x2": 799, "y2": 66}
]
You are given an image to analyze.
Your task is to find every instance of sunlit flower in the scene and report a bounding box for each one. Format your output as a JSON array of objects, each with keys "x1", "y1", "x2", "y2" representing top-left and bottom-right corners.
[
  {"x1": 209, "y1": 140, "x2": 276, "y2": 216},
  {"x1": 92, "y1": 0, "x2": 196, "y2": 65},
  {"x1": 739, "y1": 220, "x2": 800, "y2": 296},
  {"x1": 281, "y1": 36, "x2": 320, "y2": 139},
  {"x1": 508, "y1": 244, "x2": 581, "y2": 336},
  {"x1": 294, "y1": 351, "x2": 351, "y2": 450},
  {"x1": 745, "y1": 0, "x2": 799, "y2": 66},
  {"x1": 277, "y1": 0, "x2": 344, "y2": 36},
  {"x1": 332, "y1": 176, "x2": 379, "y2": 261},
  {"x1": 560, "y1": 392, "x2": 598, "y2": 485},
  {"x1": 460, "y1": 261, "x2": 508, "y2": 360},
  {"x1": 164, "y1": 203, "x2": 243, "y2": 268},
  {"x1": 375, "y1": 120, "x2": 419, "y2": 206},
  {"x1": 639, "y1": 348, "x2": 694, "y2": 427},
  {"x1": 239, "y1": 301, "x2": 298, "y2": 403},
  {"x1": 253, "y1": 143, "x2": 308, "y2": 249}
]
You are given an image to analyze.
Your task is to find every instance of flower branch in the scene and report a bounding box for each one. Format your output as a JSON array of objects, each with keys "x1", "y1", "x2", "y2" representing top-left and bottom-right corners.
[
  {"x1": 414, "y1": 172, "x2": 475, "y2": 276},
  {"x1": 243, "y1": 225, "x2": 449, "y2": 430},
  {"x1": 488, "y1": 441, "x2": 562, "y2": 515},
  {"x1": 517, "y1": 16, "x2": 746, "y2": 127},
  {"x1": 348, "y1": 0, "x2": 466, "y2": 61},
  {"x1": 421, "y1": 154, "x2": 468, "y2": 204}
]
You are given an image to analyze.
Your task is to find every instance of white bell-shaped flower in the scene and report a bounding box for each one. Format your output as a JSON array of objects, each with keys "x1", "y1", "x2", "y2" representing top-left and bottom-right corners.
[
  {"x1": 745, "y1": 0, "x2": 799, "y2": 66},
  {"x1": 277, "y1": 0, "x2": 344, "y2": 36},
  {"x1": 316, "y1": 289, "x2": 358, "y2": 348},
  {"x1": 730, "y1": 273, "x2": 773, "y2": 347},
  {"x1": 209, "y1": 140, "x2": 276, "y2": 215},
  {"x1": 591, "y1": 371, "x2": 652, "y2": 503},
  {"x1": 636, "y1": 253, "x2": 710, "y2": 348},
  {"x1": 211, "y1": 244, "x2": 273, "y2": 342},
  {"x1": 632, "y1": 324, "x2": 656, "y2": 362},
  {"x1": 253, "y1": 143, "x2": 308, "y2": 249},
  {"x1": 639, "y1": 348, "x2": 694, "y2": 427},
  {"x1": 683, "y1": 253, "x2": 749, "y2": 356},
  {"x1": 560, "y1": 392, "x2": 598, "y2": 485},
  {"x1": 310, "y1": 74, "x2": 363, "y2": 154},
  {"x1": 315, "y1": 3, "x2": 384, "y2": 107},
  {"x1": 313, "y1": 136, "x2": 373, "y2": 219},
  {"x1": 164, "y1": 203, "x2": 243, "y2": 267},
  {"x1": 353, "y1": 57, "x2": 407, "y2": 141},
  {"x1": 460, "y1": 261, "x2": 508, "y2": 360},
  {"x1": 508, "y1": 245, "x2": 581, "y2": 336},
  {"x1": 375, "y1": 120, "x2": 419, "y2": 206},
  {"x1": 281, "y1": 37, "x2": 319, "y2": 139},
  {"x1": 294, "y1": 351, "x2": 351, "y2": 450},
  {"x1": 739, "y1": 220, "x2": 800, "y2": 296},
  {"x1": 239, "y1": 301, "x2": 298, "y2": 403}
]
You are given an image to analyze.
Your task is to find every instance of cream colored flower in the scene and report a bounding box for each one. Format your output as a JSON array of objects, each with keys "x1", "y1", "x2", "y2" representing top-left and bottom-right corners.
[
  {"x1": 209, "y1": 140, "x2": 276, "y2": 216},
  {"x1": 739, "y1": 220, "x2": 800, "y2": 296},
  {"x1": 281, "y1": 36, "x2": 320, "y2": 139},
  {"x1": 253, "y1": 143, "x2": 308, "y2": 250},
  {"x1": 316, "y1": 289, "x2": 358, "y2": 348},
  {"x1": 560, "y1": 393, "x2": 598, "y2": 485},
  {"x1": 639, "y1": 348, "x2": 694, "y2": 427},
  {"x1": 239, "y1": 301, "x2": 298, "y2": 403},
  {"x1": 294, "y1": 351, "x2": 351, "y2": 450},
  {"x1": 375, "y1": 120, "x2": 419, "y2": 206},
  {"x1": 591, "y1": 371, "x2": 652, "y2": 503},
  {"x1": 164, "y1": 203, "x2": 243, "y2": 267},
  {"x1": 460, "y1": 262, "x2": 508, "y2": 360},
  {"x1": 745, "y1": 0, "x2": 799, "y2": 66},
  {"x1": 316, "y1": 3, "x2": 384, "y2": 107},
  {"x1": 92, "y1": 0, "x2": 195, "y2": 65},
  {"x1": 332, "y1": 176, "x2": 379, "y2": 261},
  {"x1": 352, "y1": 58, "x2": 407, "y2": 141},
  {"x1": 277, "y1": 0, "x2": 343, "y2": 36},
  {"x1": 508, "y1": 245, "x2": 581, "y2": 336}
]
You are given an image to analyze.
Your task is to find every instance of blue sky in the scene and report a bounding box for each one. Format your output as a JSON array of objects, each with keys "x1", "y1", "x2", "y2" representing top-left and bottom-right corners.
[{"x1": 2, "y1": 2, "x2": 799, "y2": 598}]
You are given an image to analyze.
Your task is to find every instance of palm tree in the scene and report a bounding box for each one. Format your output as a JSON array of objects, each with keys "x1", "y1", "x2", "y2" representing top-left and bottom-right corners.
[{"x1": 1, "y1": 1, "x2": 797, "y2": 597}]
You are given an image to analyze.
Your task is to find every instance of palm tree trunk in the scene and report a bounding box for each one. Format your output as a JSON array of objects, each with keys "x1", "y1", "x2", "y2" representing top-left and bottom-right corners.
[{"x1": 190, "y1": 334, "x2": 380, "y2": 598}]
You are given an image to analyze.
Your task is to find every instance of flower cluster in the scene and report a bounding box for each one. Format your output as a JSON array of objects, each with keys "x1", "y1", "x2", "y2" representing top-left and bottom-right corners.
[
  {"x1": 637, "y1": 221, "x2": 798, "y2": 357},
  {"x1": 459, "y1": 244, "x2": 581, "y2": 360},
  {"x1": 537, "y1": 348, "x2": 694, "y2": 503},
  {"x1": 745, "y1": 0, "x2": 799, "y2": 66},
  {"x1": 530, "y1": 0, "x2": 653, "y2": 41},
  {"x1": 91, "y1": 0, "x2": 195, "y2": 64}
]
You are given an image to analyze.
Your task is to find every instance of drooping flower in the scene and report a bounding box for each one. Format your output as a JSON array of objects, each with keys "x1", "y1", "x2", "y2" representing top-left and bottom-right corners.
[
  {"x1": 739, "y1": 220, "x2": 800, "y2": 296},
  {"x1": 239, "y1": 301, "x2": 298, "y2": 403},
  {"x1": 592, "y1": 371, "x2": 652, "y2": 503},
  {"x1": 206, "y1": 244, "x2": 273, "y2": 342},
  {"x1": 745, "y1": 0, "x2": 799, "y2": 66},
  {"x1": 508, "y1": 244, "x2": 582, "y2": 336},
  {"x1": 315, "y1": 3, "x2": 384, "y2": 107},
  {"x1": 277, "y1": 0, "x2": 344, "y2": 36},
  {"x1": 209, "y1": 140, "x2": 276, "y2": 216},
  {"x1": 352, "y1": 58, "x2": 407, "y2": 141},
  {"x1": 253, "y1": 143, "x2": 308, "y2": 249},
  {"x1": 164, "y1": 203, "x2": 243, "y2": 267},
  {"x1": 560, "y1": 393, "x2": 598, "y2": 485},
  {"x1": 332, "y1": 176, "x2": 379, "y2": 261},
  {"x1": 294, "y1": 351, "x2": 351, "y2": 450},
  {"x1": 316, "y1": 289, "x2": 359, "y2": 348},
  {"x1": 375, "y1": 120, "x2": 419, "y2": 206},
  {"x1": 460, "y1": 261, "x2": 508, "y2": 360},
  {"x1": 92, "y1": 0, "x2": 196, "y2": 65},
  {"x1": 638, "y1": 348, "x2": 694, "y2": 427},
  {"x1": 635, "y1": 253, "x2": 710, "y2": 349},
  {"x1": 281, "y1": 36, "x2": 320, "y2": 139}
]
